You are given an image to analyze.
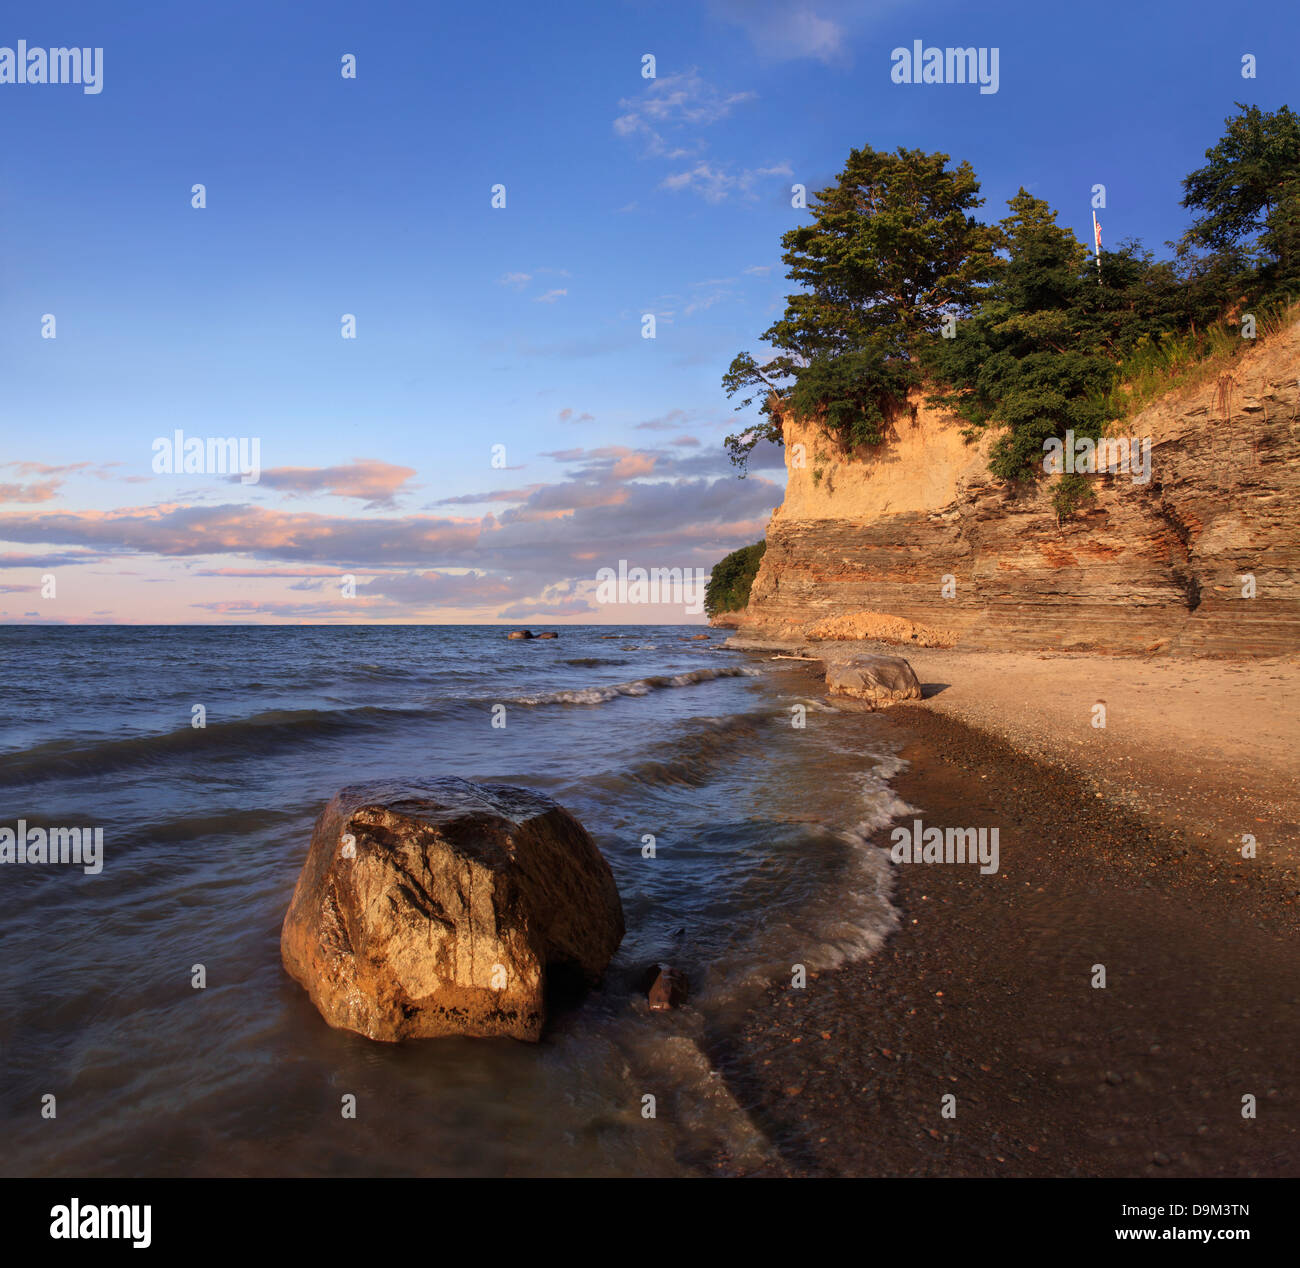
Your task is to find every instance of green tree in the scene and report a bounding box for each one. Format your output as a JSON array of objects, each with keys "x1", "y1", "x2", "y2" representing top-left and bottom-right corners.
[
  {"x1": 925, "y1": 190, "x2": 1115, "y2": 481},
  {"x1": 704, "y1": 541, "x2": 766, "y2": 617},
  {"x1": 723, "y1": 146, "x2": 1000, "y2": 470},
  {"x1": 1180, "y1": 102, "x2": 1300, "y2": 302}
]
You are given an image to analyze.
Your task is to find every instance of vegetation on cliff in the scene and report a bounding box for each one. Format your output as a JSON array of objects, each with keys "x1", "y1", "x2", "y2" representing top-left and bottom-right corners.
[
  {"x1": 704, "y1": 541, "x2": 765, "y2": 617},
  {"x1": 723, "y1": 103, "x2": 1300, "y2": 494}
]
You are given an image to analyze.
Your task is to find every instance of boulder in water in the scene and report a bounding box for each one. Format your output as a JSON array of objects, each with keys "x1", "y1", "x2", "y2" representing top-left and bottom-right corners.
[
  {"x1": 507, "y1": 629, "x2": 533, "y2": 640},
  {"x1": 280, "y1": 778, "x2": 625, "y2": 1042},
  {"x1": 824, "y1": 654, "x2": 922, "y2": 708},
  {"x1": 534, "y1": 631, "x2": 558, "y2": 639}
]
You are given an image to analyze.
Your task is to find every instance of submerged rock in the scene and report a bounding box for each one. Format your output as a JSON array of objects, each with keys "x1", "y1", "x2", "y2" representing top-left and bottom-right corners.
[
  {"x1": 825, "y1": 654, "x2": 922, "y2": 708},
  {"x1": 534, "y1": 631, "x2": 558, "y2": 639},
  {"x1": 507, "y1": 629, "x2": 533, "y2": 640},
  {"x1": 280, "y1": 778, "x2": 624, "y2": 1042},
  {"x1": 644, "y1": 965, "x2": 689, "y2": 1011}
]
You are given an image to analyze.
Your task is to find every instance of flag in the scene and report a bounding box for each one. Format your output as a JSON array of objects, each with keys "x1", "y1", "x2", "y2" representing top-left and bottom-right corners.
[{"x1": 1093, "y1": 213, "x2": 1102, "y2": 254}]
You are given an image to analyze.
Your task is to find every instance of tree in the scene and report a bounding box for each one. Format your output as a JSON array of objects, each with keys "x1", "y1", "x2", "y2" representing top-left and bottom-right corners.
[
  {"x1": 723, "y1": 146, "x2": 1000, "y2": 470},
  {"x1": 925, "y1": 190, "x2": 1114, "y2": 481},
  {"x1": 1180, "y1": 102, "x2": 1300, "y2": 302},
  {"x1": 704, "y1": 541, "x2": 766, "y2": 617}
]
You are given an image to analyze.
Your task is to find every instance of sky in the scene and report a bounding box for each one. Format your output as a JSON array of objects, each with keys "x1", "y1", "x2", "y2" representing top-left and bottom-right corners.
[{"x1": 2, "y1": 0, "x2": 1295, "y2": 623}]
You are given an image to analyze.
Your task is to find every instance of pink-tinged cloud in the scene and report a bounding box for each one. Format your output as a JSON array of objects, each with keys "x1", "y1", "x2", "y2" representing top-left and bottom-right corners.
[
  {"x1": 0, "y1": 504, "x2": 481, "y2": 566},
  {"x1": 0, "y1": 479, "x2": 63, "y2": 503},
  {"x1": 249, "y1": 459, "x2": 418, "y2": 507},
  {"x1": 3, "y1": 461, "x2": 93, "y2": 476}
]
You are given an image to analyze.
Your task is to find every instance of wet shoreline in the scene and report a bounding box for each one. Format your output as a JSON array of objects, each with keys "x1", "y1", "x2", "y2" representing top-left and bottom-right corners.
[{"x1": 709, "y1": 701, "x2": 1300, "y2": 1177}]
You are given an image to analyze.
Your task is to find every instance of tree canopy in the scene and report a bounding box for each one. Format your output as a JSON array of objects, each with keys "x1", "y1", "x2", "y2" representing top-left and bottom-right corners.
[
  {"x1": 723, "y1": 146, "x2": 999, "y2": 470},
  {"x1": 723, "y1": 103, "x2": 1300, "y2": 492}
]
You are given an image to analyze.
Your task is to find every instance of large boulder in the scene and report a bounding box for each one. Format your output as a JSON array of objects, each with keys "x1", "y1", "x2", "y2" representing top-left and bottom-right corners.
[
  {"x1": 281, "y1": 778, "x2": 624, "y2": 1042},
  {"x1": 825, "y1": 654, "x2": 922, "y2": 708}
]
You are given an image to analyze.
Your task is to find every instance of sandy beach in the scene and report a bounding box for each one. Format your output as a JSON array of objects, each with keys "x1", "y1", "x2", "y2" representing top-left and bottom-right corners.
[{"x1": 711, "y1": 646, "x2": 1300, "y2": 1176}]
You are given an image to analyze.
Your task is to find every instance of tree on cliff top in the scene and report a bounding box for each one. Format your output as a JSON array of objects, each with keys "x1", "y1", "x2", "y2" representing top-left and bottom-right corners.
[
  {"x1": 924, "y1": 191, "x2": 1199, "y2": 485},
  {"x1": 1179, "y1": 103, "x2": 1300, "y2": 303},
  {"x1": 924, "y1": 191, "x2": 1114, "y2": 481},
  {"x1": 722, "y1": 146, "x2": 999, "y2": 471}
]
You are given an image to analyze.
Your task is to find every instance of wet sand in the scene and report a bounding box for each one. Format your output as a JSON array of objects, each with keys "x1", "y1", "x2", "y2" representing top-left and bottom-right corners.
[{"x1": 709, "y1": 676, "x2": 1300, "y2": 1177}]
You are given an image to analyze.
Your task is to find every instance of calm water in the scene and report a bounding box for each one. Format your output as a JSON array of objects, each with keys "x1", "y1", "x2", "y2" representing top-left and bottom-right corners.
[{"x1": 0, "y1": 625, "x2": 908, "y2": 1176}]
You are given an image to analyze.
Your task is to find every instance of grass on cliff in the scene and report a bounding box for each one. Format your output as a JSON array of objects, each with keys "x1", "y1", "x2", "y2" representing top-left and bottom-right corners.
[{"x1": 1099, "y1": 297, "x2": 1299, "y2": 427}]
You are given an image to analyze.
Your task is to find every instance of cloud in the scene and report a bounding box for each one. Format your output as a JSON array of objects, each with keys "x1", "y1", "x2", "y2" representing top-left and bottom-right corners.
[
  {"x1": 534, "y1": 288, "x2": 568, "y2": 304},
  {"x1": 709, "y1": 1, "x2": 855, "y2": 63},
  {"x1": 0, "y1": 503, "x2": 481, "y2": 567},
  {"x1": 191, "y1": 565, "x2": 351, "y2": 578},
  {"x1": 660, "y1": 161, "x2": 793, "y2": 204},
  {"x1": 3, "y1": 461, "x2": 93, "y2": 476},
  {"x1": 188, "y1": 598, "x2": 387, "y2": 620},
  {"x1": 0, "y1": 479, "x2": 63, "y2": 503},
  {"x1": 636, "y1": 409, "x2": 691, "y2": 432},
  {"x1": 557, "y1": 408, "x2": 595, "y2": 423},
  {"x1": 498, "y1": 271, "x2": 532, "y2": 288},
  {"x1": 614, "y1": 68, "x2": 756, "y2": 158},
  {"x1": 497, "y1": 596, "x2": 598, "y2": 619},
  {"x1": 433, "y1": 485, "x2": 542, "y2": 507},
  {"x1": 249, "y1": 460, "x2": 417, "y2": 508},
  {"x1": 0, "y1": 550, "x2": 103, "y2": 568},
  {"x1": 359, "y1": 569, "x2": 517, "y2": 608},
  {"x1": 0, "y1": 440, "x2": 786, "y2": 620}
]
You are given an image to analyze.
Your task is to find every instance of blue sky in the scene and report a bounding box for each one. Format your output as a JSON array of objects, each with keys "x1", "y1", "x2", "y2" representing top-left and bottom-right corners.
[{"x1": 2, "y1": 0, "x2": 1295, "y2": 622}]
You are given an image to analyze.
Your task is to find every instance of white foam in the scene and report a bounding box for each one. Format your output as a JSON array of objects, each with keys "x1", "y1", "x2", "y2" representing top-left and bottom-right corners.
[{"x1": 506, "y1": 666, "x2": 761, "y2": 706}]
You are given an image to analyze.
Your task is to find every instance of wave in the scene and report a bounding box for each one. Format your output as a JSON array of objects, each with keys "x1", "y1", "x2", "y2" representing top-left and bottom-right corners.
[
  {"x1": 578, "y1": 710, "x2": 770, "y2": 795},
  {"x1": 503, "y1": 666, "x2": 760, "y2": 706},
  {"x1": 0, "y1": 703, "x2": 451, "y2": 786}
]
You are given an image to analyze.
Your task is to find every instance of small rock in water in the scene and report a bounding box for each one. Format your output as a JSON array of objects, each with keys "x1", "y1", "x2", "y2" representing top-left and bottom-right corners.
[
  {"x1": 507, "y1": 629, "x2": 534, "y2": 639},
  {"x1": 643, "y1": 965, "x2": 689, "y2": 1011},
  {"x1": 534, "y1": 631, "x2": 558, "y2": 639}
]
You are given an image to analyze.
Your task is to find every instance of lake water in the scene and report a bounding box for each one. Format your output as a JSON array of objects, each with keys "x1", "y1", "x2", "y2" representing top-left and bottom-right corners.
[{"x1": 0, "y1": 625, "x2": 909, "y2": 1176}]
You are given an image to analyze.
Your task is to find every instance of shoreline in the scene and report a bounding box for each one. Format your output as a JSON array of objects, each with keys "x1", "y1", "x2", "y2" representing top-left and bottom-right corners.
[{"x1": 708, "y1": 669, "x2": 1300, "y2": 1177}]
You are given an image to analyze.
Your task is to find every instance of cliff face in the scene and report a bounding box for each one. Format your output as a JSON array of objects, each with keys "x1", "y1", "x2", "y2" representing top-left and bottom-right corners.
[{"x1": 733, "y1": 319, "x2": 1300, "y2": 654}]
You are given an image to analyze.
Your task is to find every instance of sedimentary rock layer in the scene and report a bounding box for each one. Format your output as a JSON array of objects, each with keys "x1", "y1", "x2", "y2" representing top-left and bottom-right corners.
[{"x1": 732, "y1": 320, "x2": 1300, "y2": 654}]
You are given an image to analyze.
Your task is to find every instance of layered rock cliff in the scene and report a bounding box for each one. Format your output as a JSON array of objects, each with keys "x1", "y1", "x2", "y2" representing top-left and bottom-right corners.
[{"x1": 729, "y1": 319, "x2": 1300, "y2": 654}]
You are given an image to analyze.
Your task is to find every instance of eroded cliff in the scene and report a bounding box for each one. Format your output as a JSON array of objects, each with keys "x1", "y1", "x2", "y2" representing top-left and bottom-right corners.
[{"x1": 731, "y1": 319, "x2": 1300, "y2": 654}]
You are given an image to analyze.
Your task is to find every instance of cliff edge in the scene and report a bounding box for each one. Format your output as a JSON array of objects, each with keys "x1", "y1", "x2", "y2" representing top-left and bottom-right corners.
[{"x1": 731, "y1": 318, "x2": 1300, "y2": 655}]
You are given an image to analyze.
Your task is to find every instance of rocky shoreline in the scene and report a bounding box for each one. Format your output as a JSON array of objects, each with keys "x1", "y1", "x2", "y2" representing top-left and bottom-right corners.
[{"x1": 708, "y1": 696, "x2": 1300, "y2": 1177}]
